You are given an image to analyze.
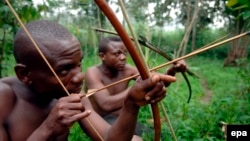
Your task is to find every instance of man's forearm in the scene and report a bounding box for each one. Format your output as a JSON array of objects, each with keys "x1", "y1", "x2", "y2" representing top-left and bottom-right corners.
[
  {"x1": 105, "y1": 99, "x2": 139, "y2": 141},
  {"x1": 26, "y1": 121, "x2": 54, "y2": 141}
]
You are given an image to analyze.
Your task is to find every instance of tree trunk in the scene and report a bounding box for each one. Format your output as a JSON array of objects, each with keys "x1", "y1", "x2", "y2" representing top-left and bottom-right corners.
[
  {"x1": 224, "y1": 35, "x2": 249, "y2": 66},
  {"x1": 176, "y1": 0, "x2": 200, "y2": 57},
  {"x1": 191, "y1": 23, "x2": 197, "y2": 51},
  {"x1": 224, "y1": 12, "x2": 249, "y2": 67}
]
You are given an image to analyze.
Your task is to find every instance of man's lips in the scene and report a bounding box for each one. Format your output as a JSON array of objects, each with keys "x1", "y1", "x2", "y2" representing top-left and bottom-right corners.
[
  {"x1": 118, "y1": 63, "x2": 126, "y2": 67},
  {"x1": 69, "y1": 84, "x2": 83, "y2": 93}
]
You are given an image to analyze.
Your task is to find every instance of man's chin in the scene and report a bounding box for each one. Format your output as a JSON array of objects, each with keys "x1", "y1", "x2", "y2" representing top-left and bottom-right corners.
[
  {"x1": 69, "y1": 87, "x2": 82, "y2": 94},
  {"x1": 54, "y1": 93, "x2": 67, "y2": 99},
  {"x1": 53, "y1": 89, "x2": 82, "y2": 99},
  {"x1": 117, "y1": 67, "x2": 125, "y2": 71},
  {"x1": 51, "y1": 90, "x2": 69, "y2": 99}
]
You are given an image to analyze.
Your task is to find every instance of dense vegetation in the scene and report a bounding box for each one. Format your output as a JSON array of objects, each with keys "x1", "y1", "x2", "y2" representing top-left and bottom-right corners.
[
  {"x1": 67, "y1": 55, "x2": 250, "y2": 141},
  {"x1": 1, "y1": 0, "x2": 249, "y2": 140}
]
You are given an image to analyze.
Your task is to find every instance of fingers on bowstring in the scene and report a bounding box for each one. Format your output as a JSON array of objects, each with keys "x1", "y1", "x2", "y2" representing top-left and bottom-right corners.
[
  {"x1": 70, "y1": 110, "x2": 92, "y2": 122},
  {"x1": 145, "y1": 76, "x2": 167, "y2": 102},
  {"x1": 151, "y1": 73, "x2": 176, "y2": 84}
]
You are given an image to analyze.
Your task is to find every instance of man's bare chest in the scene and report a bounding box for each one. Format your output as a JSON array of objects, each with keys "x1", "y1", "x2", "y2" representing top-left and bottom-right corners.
[
  {"x1": 5, "y1": 99, "x2": 67, "y2": 141},
  {"x1": 103, "y1": 76, "x2": 131, "y2": 94}
]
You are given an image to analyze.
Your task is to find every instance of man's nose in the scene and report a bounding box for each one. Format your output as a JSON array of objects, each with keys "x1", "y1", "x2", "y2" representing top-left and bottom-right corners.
[
  {"x1": 120, "y1": 53, "x2": 126, "y2": 60},
  {"x1": 71, "y1": 72, "x2": 84, "y2": 84}
]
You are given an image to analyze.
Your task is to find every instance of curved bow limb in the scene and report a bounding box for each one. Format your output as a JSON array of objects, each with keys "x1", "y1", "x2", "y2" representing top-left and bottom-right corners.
[
  {"x1": 94, "y1": 0, "x2": 161, "y2": 140},
  {"x1": 138, "y1": 36, "x2": 194, "y2": 103}
]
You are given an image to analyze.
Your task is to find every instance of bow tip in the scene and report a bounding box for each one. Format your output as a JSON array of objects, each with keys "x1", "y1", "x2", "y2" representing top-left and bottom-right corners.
[{"x1": 247, "y1": 31, "x2": 250, "y2": 35}]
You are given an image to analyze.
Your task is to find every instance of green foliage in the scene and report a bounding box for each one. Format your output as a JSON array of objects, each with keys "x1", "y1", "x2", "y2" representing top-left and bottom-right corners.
[
  {"x1": 236, "y1": 58, "x2": 250, "y2": 95},
  {"x1": 2, "y1": 1, "x2": 249, "y2": 140},
  {"x1": 68, "y1": 123, "x2": 91, "y2": 141},
  {"x1": 159, "y1": 57, "x2": 249, "y2": 140},
  {"x1": 67, "y1": 24, "x2": 98, "y2": 57},
  {"x1": 194, "y1": 28, "x2": 229, "y2": 59},
  {"x1": 0, "y1": 0, "x2": 44, "y2": 77},
  {"x1": 139, "y1": 27, "x2": 230, "y2": 59},
  {"x1": 226, "y1": 0, "x2": 250, "y2": 28},
  {"x1": 150, "y1": 28, "x2": 184, "y2": 54},
  {"x1": 67, "y1": 56, "x2": 250, "y2": 141}
]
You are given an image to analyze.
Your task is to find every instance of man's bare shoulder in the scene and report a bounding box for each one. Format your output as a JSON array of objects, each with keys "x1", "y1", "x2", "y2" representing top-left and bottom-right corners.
[
  {"x1": 85, "y1": 65, "x2": 109, "y2": 79},
  {"x1": 84, "y1": 66, "x2": 103, "y2": 84},
  {"x1": 0, "y1": 77, "x2": 17, "y2": 119},
  {"x1": 125, "y1": 64, "x2": 136, "y2": 69},
  {"x1": 125, "y1": 64, "x2": 138, "y2": 74},
  {"x1": 85, "y1": 66, "x2": 100, "y2": 74},
  {"x1": 0, "y1": 77, "x2": 17, "y2": 97}
]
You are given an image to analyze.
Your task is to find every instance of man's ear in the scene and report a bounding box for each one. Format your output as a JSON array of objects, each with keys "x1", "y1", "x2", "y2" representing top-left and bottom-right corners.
[
  {"x1": 14, "y1": 64, "x2": 32, "y2": 85},
  {"x1": 98, "y1": 52, "x2": 105, "y2": 61}
]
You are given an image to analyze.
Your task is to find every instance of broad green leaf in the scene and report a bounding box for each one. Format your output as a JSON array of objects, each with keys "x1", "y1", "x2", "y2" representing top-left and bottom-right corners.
[
  {"x1": 238, "y1": 0, "x2": 250, "y2": 6},
  {"x1": 242, "y1": 11, "x2": 250, "y2": 20},
  {"x1": 227, "y1": 0, "x2": 238, "y2": 7},
  {"x1": 2, "y1": 24, "x2": 12, "y2": 30},
  {"x1": 232, "y1": 5, "x2": 249, "y2": 11}
]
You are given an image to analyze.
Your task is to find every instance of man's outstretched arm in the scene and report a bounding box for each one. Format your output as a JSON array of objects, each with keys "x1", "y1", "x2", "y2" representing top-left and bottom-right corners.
[{"x1": 79, "y1": 73, "x2": 176, "y2": 141}]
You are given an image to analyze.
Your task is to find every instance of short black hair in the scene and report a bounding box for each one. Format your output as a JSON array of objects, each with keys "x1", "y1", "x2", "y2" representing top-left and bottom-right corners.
[
  {"x1": 13, "y1": 20, "x2": 74, "y2": 66},
  {"x1": 98, "y1": 36, "x2": 122, "y2": 53}
]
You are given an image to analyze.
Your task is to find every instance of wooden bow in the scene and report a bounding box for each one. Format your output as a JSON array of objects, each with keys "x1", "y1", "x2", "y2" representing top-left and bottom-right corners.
[
  {"x1": 94, "y1": 0, "x2": 161, "y2": 140},
  {"x1": 6, "y1": 0, "x2": 250, "y2": 140}
]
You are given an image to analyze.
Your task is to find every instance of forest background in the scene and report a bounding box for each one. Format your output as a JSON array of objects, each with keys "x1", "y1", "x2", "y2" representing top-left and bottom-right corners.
[{"x1": 0, "y1": 0, "x2": 249, "y2": 140}]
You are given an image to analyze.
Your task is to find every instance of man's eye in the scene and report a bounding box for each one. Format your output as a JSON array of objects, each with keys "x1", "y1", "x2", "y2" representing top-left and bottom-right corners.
[
  {"x1": 123, "y1": 51, "x2": 127, "y2": 56},
  {"x1": 60, "y1": 70, "x2": 69, "y2": 76},
  {"x1": 77, "y1": 62, "x2": 82, "y2": 68},
  {"x1": 58, "y1": 65, "x2": 72, "y2": 76},
  {"x1": 79, "y1": 59, "x2": 83, "y2": 66},
  {"x1": 113, "y1": 52, "x2": 119, "y2": 56}
]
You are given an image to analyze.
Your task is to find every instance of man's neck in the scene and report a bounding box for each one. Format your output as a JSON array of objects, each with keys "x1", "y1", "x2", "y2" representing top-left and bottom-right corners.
[
  {"x1": 99, "y1": 64, "x2": 119, "y2": 78},
  {"x1": 14, "y1": 79, "x2": 54, "y2": 108}
]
